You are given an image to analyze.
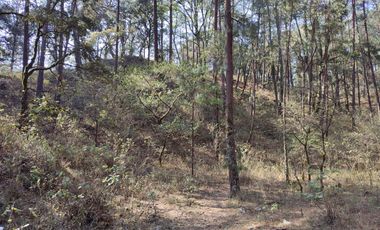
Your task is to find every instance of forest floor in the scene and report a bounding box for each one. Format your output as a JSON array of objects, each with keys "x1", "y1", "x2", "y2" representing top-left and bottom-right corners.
[
  {"x1": 127, "y1": 160, "x2": 380, "y2": 230},
  {"x1": 142, "y1": 172, "x2": 380, "y2": 230},
  {"x1": 1, "y1": 73, "x2": 380, "y2": 229},
  {"x1": 148, "y1": 182, "x2": 319, "y2": 230}
]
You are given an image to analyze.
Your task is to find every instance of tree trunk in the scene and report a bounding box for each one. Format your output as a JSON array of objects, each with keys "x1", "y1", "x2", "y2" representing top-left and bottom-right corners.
[
  {"x1": 225, "y1": 0, "x2": 240, "y2": 198},
  {"x1": 160, "y1": 0, "x2": 164, "y2": 61},
  {"x1": 169, "y1": 0, "x2": 173, "y2": 63},
  {"x1": 23, "y1": 0, "x2": 30, "y2": 72},
  {"x1": 10, "y1": 29, "x2": 18, "y2": 75},
  {"x1": 71, "y1": 0, "x2": 82, "y2": 74},
  {"x1": 275, "y1": 3, "x2": 284, "y2": 107},
  {"x1": 191, "y1": 91, "x2": 195, "y2": 176},
  {"x1": 20, "y1": 0, "x2": 30, "y2": 128},
  {"x1": 363, "y1": 0, "x2": 380, "y2": 114},
  {"x1": 320, "y1": 9, "x2": 331, "y2": 191},
  {"x1": 213, "y1": 0, "x2": 220, "y2": 160},
  {"x1": 362, "y1": 53, "x2": 373, "y2": 113},
  {"x1": 114, "y1": 0, "x2": 120, "y2": 72},
  {"x1": 36, "y1": 0, "x2": 51, "y2": 98},
  {"x1": 343, "y1": 71, "x2": 350, "y2": 111},
  {"x1": 153, "y1": 0, "x2": 159, "y2": 62},
  {"x1": 351, "y1": 0, "x2": 356, "y2": 126},
  {"x1": 55, "y1": 0, "x2": 65, "y2": 103},
  {"x1": 267, "y1": 4, "x2": 279, "y2": 114}
]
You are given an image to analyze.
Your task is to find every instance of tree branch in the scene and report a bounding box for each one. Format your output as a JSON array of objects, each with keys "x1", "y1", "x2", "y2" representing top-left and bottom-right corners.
[
  {"x1": 0, "y1": 12, "x2": 24, "y2": 17},
  {"x1": 29, "y1": 51, "x2": 74, "y2": 75}
]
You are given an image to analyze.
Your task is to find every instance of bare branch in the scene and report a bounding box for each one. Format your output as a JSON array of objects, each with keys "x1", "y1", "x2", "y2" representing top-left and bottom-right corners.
[
  {"x1": 0, "y1": 12, "x2": 24, "y2": 17},
  {"x1": 29, "y1": 51, "x2": 74, "y2": 75},
  {"x1": 158, "y1": 93, "x2": 182, "y2": 123},
  {"x1": 136, "y1": 92, "x2": 160, "y2": 121}
]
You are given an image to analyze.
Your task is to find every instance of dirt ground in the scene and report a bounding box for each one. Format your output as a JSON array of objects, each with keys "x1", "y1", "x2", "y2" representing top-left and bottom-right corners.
[{"x1": 134, "y1": 168, "x2": 380, "y2": 230}]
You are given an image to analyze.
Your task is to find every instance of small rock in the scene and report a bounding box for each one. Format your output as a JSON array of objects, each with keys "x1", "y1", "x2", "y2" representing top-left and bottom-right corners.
[
  {"x1": 282, "y1": 219, "x2": 291, "y2": 225},
  {"x1": 255, "y1": 206, "x2": 266, "y2": 211}
]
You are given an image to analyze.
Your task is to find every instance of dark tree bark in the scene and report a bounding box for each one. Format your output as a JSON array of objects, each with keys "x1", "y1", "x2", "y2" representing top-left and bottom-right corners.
[
  {"x1": 267, "y1": 4, "x2": 279, "y2": 114},
  {"x1": 319, "y1": 7, "x2": 331, "y2": 191},
  {"x1": 213, "y1": 0, "x2": 220, "y2": 160},
  {"x1": 363, "y1": 0, "x2": 380, "y2": 114},
  {"x1": 191, "y1": 90, "x2": 195, "y2": 176},
  {"x1": 36, "y1": 0, "x2": 51, "y2": 98},
  {"x1": 225, "y1": 0, "x2": 240, "y2": 198},
  {"x1": 22, "y1": 0, "x2": 30, "y2": 72},
  {"x1": 361, "y1": 52, "x2": 373, "y2": 113},
  {"x1": 55, "y1": 0, "x2": 65, "y2": 103},
  {"x1": 10, "y1": 23, "x2": 19, "y2": 75},
  {"x1": 275, "y1": 3, "x2": 284, "y2": 107},
  {"x1": 169, "y1": 0, "x2": 173, "y2": 63},
  {"x1": 343, "y1": 71, "x2": 350, "y2": 111},
  {"x1": 153, "y1": 0, "x2": 159, "y2": 61},
  {"x1": 114, "y1": 0, "x2": 120, "y2": 72},
  {"x1": 72, "y1": 0, "x2": 82, "y2": 73},
  {"x1": 308, "y1": 12, "x2": 317, "y2": 114},
  {"x1": 160, "y1": 0, "x2": 164, "y2": 61},
  {"x1": 351, "y1": 0, "x2": 357, "y2": 126}
]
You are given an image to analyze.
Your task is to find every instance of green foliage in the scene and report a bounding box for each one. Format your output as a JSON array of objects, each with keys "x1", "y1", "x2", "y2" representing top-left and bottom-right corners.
[
  {"x1": 303, "y1": 179, "x2": 324, "y2": 201},
  {"x1": 237, "y1": 144, "x2": 250, "y2": 172},
  {"x1": 29, "y1": 97, "x2": 65, "y2": 134}
]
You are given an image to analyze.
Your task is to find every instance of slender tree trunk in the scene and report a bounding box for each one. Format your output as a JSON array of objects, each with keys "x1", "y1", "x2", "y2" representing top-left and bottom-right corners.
[
  {"x1": 147, "y1": 28, "x2": 151, "y2": 60},
  {"x1": 225, "y1": 0, "x2": 240, "y2": 197},
  {"x1": 114, "y1": 0, "x2": 120, "y2": 72},
  {"x1": 363, "y1": 0, "x2": 380, "y2": 114},
  {"x1": 362, "y1": 53, "x2": 373, "y2": 113},
  {"x1": 185, "y1": 16, "x2": 189, "y2": 62},
  {"x1": 36, "y1": 0, "x2": 51, "y2": 98},
  {"x1": 23, "y1": 0, "x2": 29, "y2": 72},
  {"x1": 55, "y1": 0, "x2": 65, "y2": 104},
  {"x1": 275, "y1": 3, "x2": 284, "y2": 108},
  {"x1": 282, "y1": 1, "x2": 293, "y2": 184},
  {"x1": 351, "y1": 0, "x2": 357, "y2": 126},
  {"x1": 320, "y1": 9, "x2": 331, "y2": 191},
  {"x1": 335, "y1": 74, "x2": 341, "y2": 108},
  {"x1": 160, "y1": 0, "x2": 164, "y2": 61},
  {"x1": 20, "y1": 0, "x2": 30, "y2": 127},
  {"x1": 267, "y1": 4, "x2": 279, "y2": 114},
  {"x1": 343, "y1": 71, "x2": 350, "y2": 111},
  {"x1": 10, "y1": 30, "x2": 18, "y2": 75},
  {"x1": 169, "y1": 0, "x2": 173, "y2": 63},
  {"x1": 248, "y1": 60, "x2": 257, "y2": 144},
  {"x1": 191, "y1": 90, "x2": 195, "y2": 176},
  {"x1": 72, "y1": 0, "x2": 82, "y2": 73},
  {"x1": 213, "y1": 0, "x2": 220, "y2": 160},
  {"x1": 153, "y1": 0, "x2": 159, "y2": 61},
  {"x1": 308, "y1": 17, "x2": 316, "y2": 114}
]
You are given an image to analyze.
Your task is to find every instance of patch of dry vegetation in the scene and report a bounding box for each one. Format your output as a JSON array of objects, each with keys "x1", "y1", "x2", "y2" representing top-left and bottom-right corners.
[{"x1": 0, "y1": 66, "x2": 380, "y2": 229}]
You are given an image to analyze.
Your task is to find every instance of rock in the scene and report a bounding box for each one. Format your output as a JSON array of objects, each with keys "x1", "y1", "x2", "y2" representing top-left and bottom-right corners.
[
  {"x1": 282, "y1": 219, "x2": 291, "y2": 225},
  {"x1": 239, "y1": 207, "x2": 246, "y2": 213}
]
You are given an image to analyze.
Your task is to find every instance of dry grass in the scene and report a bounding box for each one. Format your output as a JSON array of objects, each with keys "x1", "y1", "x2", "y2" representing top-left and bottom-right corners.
[{"x1": 1, "y1": 70, "x2": 380, "y2": 229}]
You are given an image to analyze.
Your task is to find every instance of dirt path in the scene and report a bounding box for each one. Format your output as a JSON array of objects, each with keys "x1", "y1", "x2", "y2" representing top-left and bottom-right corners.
[{"x1": 149, "y1": 182, "x2": 323, "y2": 230}]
